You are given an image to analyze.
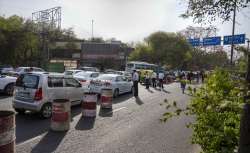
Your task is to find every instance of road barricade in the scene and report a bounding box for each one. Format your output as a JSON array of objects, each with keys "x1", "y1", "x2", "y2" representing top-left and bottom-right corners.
[
  {"x1": 82, "y1": 93, "x2": 97, "y2": 117},
  {"x1": 101, "y1": 89, "x2": 113, "y2": 109},
  {"x1": 0, "y1": 110, "x2": 15, "y2": 153},
  {"x1": 51, "y1": 99, "x2": 71, "y2": 132}
]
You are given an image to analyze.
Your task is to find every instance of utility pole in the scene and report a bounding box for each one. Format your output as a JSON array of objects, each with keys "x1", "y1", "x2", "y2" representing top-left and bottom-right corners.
[
  {"x1": 239, "y1": 38, "x2": 250, "y2": 153},
  {"x1": 230, "y1": 0, "x2": 237, "y2": 66}
]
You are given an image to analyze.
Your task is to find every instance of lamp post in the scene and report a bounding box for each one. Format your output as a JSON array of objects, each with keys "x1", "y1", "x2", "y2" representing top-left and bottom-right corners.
[{"x1": 239, "y1": 38, "x2": 250, "y2": 153}]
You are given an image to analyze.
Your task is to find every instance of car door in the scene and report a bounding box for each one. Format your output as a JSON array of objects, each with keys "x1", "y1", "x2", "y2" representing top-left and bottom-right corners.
[
  {"x1": 47, "y1": 77, "x2": 66, "y2": 102},
  {"x1": 122, "y1": 76, "x2": 131, "y2": 92},
  {"x1": 115, "y1": 76, "x2": 125, "y2": 94},
  {"x1": 64, "y1": 78, "x2": 83, "y2": 105}
]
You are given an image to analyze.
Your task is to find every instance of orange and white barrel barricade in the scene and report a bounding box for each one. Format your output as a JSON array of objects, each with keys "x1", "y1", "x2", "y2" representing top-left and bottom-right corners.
[
  {"x1": 82, "y1": 93, "x2": 97, "y2": 117},
  {"x1": 51, "y1": 99, "x2": 71, "y2": 132},
  {"x1": 0, "y1": 110, "x2": 15, "y2": 153},
  {"x1": 101, "y1": 89, "x2": 113, "y2": 109}
]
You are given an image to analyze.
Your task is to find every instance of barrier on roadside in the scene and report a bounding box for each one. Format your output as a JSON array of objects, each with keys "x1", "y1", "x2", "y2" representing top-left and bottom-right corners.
[
  {"x1": 100, "y1": 89, "x2": 113, "y2": 109},
  {"x1": 51, "y1": 99, "x2": 71, "y2": 132},
  {"x1": 82, "y1": 93, "x2": 97, "y2": 117},
  {"x1": 0, "y1": 110, "x2": 15, "y2": 153}
]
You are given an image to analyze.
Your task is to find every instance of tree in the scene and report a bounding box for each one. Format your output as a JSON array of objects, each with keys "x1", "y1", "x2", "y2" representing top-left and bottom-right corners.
[
  {"x1": 129, "y1": 32, "x2": 192, "y2": 69},
  {"x1": 181, "y1": 0, "x2": 249, "y2": 23}
]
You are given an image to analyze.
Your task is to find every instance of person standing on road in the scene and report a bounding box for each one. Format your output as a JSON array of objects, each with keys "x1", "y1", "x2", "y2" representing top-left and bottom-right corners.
[
  {"x1": 132, "y1": 69, "x2": 139, "y2": 97},
  {"x1": 151, "y1": 71, "x2": 157, "y2": 88},
  {"x1": 158, "y1": 72, "x2": 164, "y2": 90},
  {"x1": 180, "y1": 76, "x2": 187, "y2": 94},
  {"x1": 145, "y1": 71, "x2": 150, "y2": 89}
]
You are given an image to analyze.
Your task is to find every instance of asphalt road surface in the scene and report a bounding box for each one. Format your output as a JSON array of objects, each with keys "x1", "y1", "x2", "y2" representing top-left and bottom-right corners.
[{"x1": 0, "y1": 83, "x2": 201, "y2": 153}]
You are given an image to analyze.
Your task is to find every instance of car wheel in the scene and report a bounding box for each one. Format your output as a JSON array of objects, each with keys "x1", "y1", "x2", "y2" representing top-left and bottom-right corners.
[
  {"x1": 14, "y1": 108, "x2": 25, "y2": 114},
  {"x1": 40, "y1": 103, "x2": 52, "y2": 119},
  {"x1": 113, "y1": 89, "x2": 119, "y2": 98},
  {"x1": 4, "y1": 83, "x2": 14, "y2": 96}
]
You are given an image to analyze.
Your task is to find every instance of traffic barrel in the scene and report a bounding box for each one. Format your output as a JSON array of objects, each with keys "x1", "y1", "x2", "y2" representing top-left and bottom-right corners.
[
  {"x1": 100, "y1": 89, "x2": 113, "y2": 109},
  {"x1": 51, "y1": 99, "x2": 71, "y2": 132},
  {"x1": 0, "y1": 110, "x2": 15, "y2": 153},
  {"x1": 82, "y1": 93, "x2": 97, "y2": 117}
]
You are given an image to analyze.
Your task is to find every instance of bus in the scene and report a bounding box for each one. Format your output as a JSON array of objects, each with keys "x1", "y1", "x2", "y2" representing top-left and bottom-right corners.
[{"x1": 125, "y1": 61, "x2": 164, "y2": 73}]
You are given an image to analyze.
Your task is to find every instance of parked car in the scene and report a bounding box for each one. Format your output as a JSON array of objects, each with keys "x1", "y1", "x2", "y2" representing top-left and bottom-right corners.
[
  {"x1": 0, "y1": 65, "x2": 14, "y2": 74},
  {"x1": 10, "y1": 67, "x2": 45, "y2": 76},
  {"x1": 79, "y1": 66, "x2": 99, "y2": 72},
  {"x1": 0, "y1": 75, "x2": 17, "y2": 95},
  {"x1": 64, "y1": 69, "x2": 83, "y2": 76},
  {"x1": 73, "y1": 71, "x2": 100, "y2": 88},
  {"x1": 89, "y1": 74, "x2": 133, "y2": 98},
  {"x1": 13, "y1": 72, "x2": 85, "y2": 118}
]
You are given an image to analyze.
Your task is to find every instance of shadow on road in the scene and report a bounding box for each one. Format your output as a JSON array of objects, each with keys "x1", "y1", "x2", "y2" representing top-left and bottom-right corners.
[
  {"x1": 75, "y1": 117, "x2": 95, "y2": 130},
  {"x1": 0, "y1": 93, "x2": 11, "y2": 100},
  {"x1": 16, "y1": 105, "x2": 82, "y2": 144},
  {"x1": 113, "y1": 93, "x2": 133, "y2": 104},
  {"x1": 146, "y1": 88, "x2": 154, "y2": 93},
  {"x1": 98, "y1": 108, "x2": 113, "y2": 117},
  {"x1": 135, "y1": 97, "x2": 143, "y2": 105},
  {"x1": 31, "y1": 131, "x2": 67, "y2": 153},
  {"x1": 162, "y1": 89, "x2": 171, "y2": 94}
]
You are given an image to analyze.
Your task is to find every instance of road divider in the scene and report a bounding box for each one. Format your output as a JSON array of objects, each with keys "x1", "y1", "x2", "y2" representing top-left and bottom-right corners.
[
  {"x1": 0, "y1": 110, "x2": 15, "y2": 153},
  {"x1": 51, "y1": 99, "x2": 71, "y2": 132},
  {"x1": 100, "y1": 89, "x2": 113, "y2": 109},
  {"x1": 82, "y1": 93, "x2": 97, "y2": 117}
]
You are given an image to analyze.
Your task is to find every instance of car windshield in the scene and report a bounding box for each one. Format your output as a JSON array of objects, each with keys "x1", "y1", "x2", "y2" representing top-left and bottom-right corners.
[{"x1": 16, "y1": 74, "x2": 39, "y2": 89}]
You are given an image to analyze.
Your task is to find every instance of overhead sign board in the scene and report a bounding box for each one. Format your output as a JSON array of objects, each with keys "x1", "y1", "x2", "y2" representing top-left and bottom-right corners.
[
  {"x1": 223, "y1": 34, "x2": 245, "y2": 45},
  {"x1": 188, "y1": 38, "x2": 200, "y2": 46},
  {"x1": 203, "y1": 36, "x2": 221, "y2": 46}
]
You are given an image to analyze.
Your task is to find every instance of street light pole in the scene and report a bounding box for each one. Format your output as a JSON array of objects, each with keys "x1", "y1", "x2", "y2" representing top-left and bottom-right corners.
[{"x1": 230, "y1": 0, "x2": 237, "y2": 66}]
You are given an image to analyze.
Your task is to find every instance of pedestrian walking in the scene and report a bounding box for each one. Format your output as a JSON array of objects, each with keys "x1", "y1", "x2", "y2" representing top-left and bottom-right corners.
[
  {"x1": 200, "y1": 70, "x2": 205, "y2": 83},
  {"x1": 158, "y1": 72, "x2": 164, "y2": 90},
  {"x1": 151, "y1": 71, "x2": 157, "y2": 88},
  {"x1": 132, "y1": 69, "x2": 139, "y2": 97},
  {"x1": 145, "y1": 72, "x2": 150, "y2": 89},
  {"x1": 180, "y1": 76, "x2": 187, "y2": 94}
]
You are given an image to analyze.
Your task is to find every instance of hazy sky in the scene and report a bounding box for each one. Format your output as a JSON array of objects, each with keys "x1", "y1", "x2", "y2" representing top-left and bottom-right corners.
[{"x1": 0, "y1": 0, "x2": 250, "y2": 43}]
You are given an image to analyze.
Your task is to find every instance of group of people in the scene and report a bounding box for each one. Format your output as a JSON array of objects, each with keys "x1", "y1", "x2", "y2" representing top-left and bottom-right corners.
[
  {"x1": 131, "y1": 69, "x2": 165, "y2": 97},
  {"x1": 179, "y1": 71, "x2": 206, "y2": 94}
]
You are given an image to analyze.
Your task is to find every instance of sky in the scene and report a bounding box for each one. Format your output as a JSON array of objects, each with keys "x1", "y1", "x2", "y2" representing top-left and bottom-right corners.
[{"x1": 0, "y1": 0, "x2": 250, "y2": 44}]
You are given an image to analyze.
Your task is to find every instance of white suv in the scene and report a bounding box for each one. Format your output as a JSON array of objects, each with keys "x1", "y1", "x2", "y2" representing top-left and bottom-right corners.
[{"x1": 13, "y1": 72, "x2": 85, "y2": 118}]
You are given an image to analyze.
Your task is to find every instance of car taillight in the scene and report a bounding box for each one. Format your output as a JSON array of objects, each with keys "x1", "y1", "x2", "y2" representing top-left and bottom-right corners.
[
  {"x1": 104, "y1": 82, "x2": 111, "y2": 86},
  {"x1": 80, "y1": 80, "x2": 86, "y2": 83},
  {"x1": 34, "y1": 88, "x2": 43, "y2": 101}
]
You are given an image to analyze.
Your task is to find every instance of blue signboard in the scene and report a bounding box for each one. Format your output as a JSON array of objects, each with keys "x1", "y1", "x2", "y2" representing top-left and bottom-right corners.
[
  {"x1": 188, "y1": 38, "x2": 200, "y2": 46},
  {"x1": 223, "y1": 34, "x2": 246, "y2": 45},
  {"x1": 203, "y1": 36, "x2": 221, "y2": 46}
]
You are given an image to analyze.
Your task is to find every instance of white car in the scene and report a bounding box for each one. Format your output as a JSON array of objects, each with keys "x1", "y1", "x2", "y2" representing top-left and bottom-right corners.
[
  {"x1": 89, "y1": 74, "x2": 133, "y2": 97},
  {"x1": 0, "y1": 75, "x2": 17, "y2": 95},
  {"x1": 73, "y1": 71, "x2": 100, "y2": 88},
  {"x1": 13, "y1": 67, "x2": 45, "y2": 76},
  {"x1": 64, "y1": 69, "x2": 83, "y2": 76},
  {"x1": 13, "y1": 72, "x2": 85, "y2": 118}
]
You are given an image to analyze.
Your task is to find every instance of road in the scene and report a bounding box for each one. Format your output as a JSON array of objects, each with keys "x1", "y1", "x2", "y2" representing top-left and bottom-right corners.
[{"x1": 0, "y1": 83, "x2": 200, "y2": 153}]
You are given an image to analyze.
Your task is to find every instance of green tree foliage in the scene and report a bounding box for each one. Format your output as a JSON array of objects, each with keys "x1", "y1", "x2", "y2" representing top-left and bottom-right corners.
[
  {"x1": 129, "y1": 31, "x2": 192, "y2": 69},
  {"x1": 181, "y1": 0, "x2": 249, "y2": 23},
  {"x1": 162, "y1": 69, "x2": 244, "y2": 153},
  {"x1": 188, "y1": 48, "x2": 229, "y2": 70},
  {"x1": 0, "y1": 15, "x2": 40, "y2": 66}
]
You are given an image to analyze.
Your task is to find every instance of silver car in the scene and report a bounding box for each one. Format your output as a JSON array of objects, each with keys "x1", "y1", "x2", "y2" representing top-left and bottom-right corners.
[
  {"x1": 89, "y1": 74, "x2": 133, "y2": 98},
  {"x1": 13, "y1": 72, "x2": 85, "y2": 118}
]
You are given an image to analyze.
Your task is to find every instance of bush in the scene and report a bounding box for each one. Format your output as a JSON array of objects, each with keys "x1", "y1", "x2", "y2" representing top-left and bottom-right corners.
[{"x1": 162, "y1": 69, "x2": 244, "y2": 153}]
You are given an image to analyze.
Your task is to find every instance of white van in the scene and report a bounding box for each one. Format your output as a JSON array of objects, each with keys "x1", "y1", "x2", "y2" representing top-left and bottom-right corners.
[{"x1": 13, "y1": 72, "x2": 85, "y2": 118}]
